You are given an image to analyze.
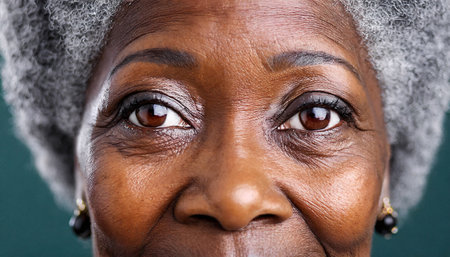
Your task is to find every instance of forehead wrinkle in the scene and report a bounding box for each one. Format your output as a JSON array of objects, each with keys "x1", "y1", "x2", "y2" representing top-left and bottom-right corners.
[
  {"x1": 218, "y1": 0, "x2": 362, "y2": 66},
  {"x1": 108, "y1": 0, "x2": 214, "y2": 54},
  {"x1": 238, "y1": 4, "x2": 356, "y2": 58},
  {"x1": 109, "y1": 0, "x2": 355, "y2": 49},
  {"x1": 109, "y1": 48, "x2": 197, "y2": 78}
]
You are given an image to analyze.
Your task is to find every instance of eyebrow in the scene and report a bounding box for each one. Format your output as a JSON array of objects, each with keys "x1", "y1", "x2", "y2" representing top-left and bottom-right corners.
[
  {"x1": 268, "y1": 51, "x2": 361, "y2": 81},
  {"x1": 110, "y1": 48, "x2": 197, "y2": 76}
]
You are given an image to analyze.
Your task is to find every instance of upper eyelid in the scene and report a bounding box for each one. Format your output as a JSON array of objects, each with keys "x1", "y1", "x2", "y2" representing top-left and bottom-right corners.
[
  {"x1": 273, "y1": 68, "x2": 364, "y2": 117},
  {"x1": 107, "y1": 73, "x2": 202, "y2": 115},
  {"x1": 290, "y1": 92, "x2": 355, "y2": 113},
  {"x1": 120, "y1": 92, "x2": 191, "y2": 120}
]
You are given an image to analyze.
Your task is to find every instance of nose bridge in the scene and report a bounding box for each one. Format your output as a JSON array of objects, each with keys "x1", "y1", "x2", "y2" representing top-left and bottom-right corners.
[
  {"x1": 202, "y1": 112, "x2": 271, "y2": 204},
  {"x1": 174, "y1": 120, "x2": 292, "y2": 230}
]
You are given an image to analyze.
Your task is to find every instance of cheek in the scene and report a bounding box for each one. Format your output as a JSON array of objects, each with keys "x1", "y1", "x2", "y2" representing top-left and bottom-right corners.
[
  {"x1": 277, "y1": 133, "x2": 384, "y2": 251},
  {"x1": 85, "y1": 146, "x2": 188, "y2": 250},
  {"x1": 309, "y1": 161, "x2": 380, "y2": 249}
]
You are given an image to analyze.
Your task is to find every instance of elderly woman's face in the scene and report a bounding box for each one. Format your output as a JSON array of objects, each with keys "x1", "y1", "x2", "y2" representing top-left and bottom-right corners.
[{"x1": 76, "y1": 0, "x2": 389, "y2": 256}]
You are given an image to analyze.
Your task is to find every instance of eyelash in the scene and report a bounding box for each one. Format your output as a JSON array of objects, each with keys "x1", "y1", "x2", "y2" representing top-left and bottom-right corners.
[
  {"x1": 120, "y1": 93, "x2": 166, "y2": 118},
  {"x1": 279, "y1": 94, "x2": 356, "y2": 129},
  {"x1": 301, "y1": 98, "x2": 353, "y2": 122}
]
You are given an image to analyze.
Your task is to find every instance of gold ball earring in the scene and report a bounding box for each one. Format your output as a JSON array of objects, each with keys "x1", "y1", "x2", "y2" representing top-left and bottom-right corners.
[
  {"x1": 69, "y1": 198, "x2": 91, "y2": 239},
  {"x1": 375, "y1": 197, "x2": 398, "y2": 238}
]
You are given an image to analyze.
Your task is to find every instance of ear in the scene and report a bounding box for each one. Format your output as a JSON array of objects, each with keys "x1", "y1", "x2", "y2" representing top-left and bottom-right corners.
[
  {"x1": 74, "y1": 155, "x2": 88, "y2": 205},
  {"x1": 379, "y1": 143, "x2": 391, "y2": 210},
  {"x1": 379, "y1": 167, "x2": 390, "y2": 208}
]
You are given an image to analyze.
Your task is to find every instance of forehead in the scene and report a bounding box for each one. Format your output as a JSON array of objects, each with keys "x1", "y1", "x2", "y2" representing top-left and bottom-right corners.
[{"x1": 108, "y1": 0, "x2": 359, "y2": 54}]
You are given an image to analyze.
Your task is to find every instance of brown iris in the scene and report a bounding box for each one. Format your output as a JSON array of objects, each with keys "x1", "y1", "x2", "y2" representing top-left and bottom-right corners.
[
  {"x1": 300, "y1": 107, "x2": 331, "y2": 130},
  {"x1": 135, "y1": 104, "x2": 168, "y2": 127}
]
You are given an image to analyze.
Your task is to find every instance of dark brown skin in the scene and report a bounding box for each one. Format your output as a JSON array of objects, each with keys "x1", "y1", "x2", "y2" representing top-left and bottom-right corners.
[{"x1": 75, "y1": 0, "x2": 390, "y2": 256}]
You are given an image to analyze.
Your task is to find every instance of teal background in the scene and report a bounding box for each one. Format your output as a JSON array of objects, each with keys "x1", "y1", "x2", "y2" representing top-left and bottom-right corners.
[{"x1": 0, "y1": 58, "x2": 449, "y2": 256}]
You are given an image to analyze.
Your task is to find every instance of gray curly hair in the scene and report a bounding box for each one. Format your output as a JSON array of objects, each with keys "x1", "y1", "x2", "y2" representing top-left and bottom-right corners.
[{"x1": 0, "y1": 0, "x2": 449, "y2": 215}]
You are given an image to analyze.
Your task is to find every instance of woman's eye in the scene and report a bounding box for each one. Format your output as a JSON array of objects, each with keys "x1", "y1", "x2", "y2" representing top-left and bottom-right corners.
[
  {"x1": 128, "y1": 103, "x2": 189, "y2": 128},
  {"x1": 279, "y1": 107, "x2": 341, "y2": 131}
]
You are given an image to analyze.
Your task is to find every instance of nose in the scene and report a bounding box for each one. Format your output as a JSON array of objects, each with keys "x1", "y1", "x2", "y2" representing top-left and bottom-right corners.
[{"x1": 174, "y1": 160, "x2": 293, "y2": 231}]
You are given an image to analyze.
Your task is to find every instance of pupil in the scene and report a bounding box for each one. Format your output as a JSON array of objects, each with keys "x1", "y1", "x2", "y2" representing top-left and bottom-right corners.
[
  {"x1": 136, "y1": 104, "x2": 168, "y2": 127},
  {"x1": 300, "y1": 107, "x2": 330, "y2": 130}
]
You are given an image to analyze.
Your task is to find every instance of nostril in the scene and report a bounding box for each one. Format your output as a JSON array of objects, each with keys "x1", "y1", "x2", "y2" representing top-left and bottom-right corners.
[
  {"x1": 189, "y1": 214, "x2": 222, "y2": 227},
  {"x1": 190, "y1": 214, "x2": 217, "y2": 222},
  {"x1": 251, "y1": 214, "x2": 279, "y2": 224}
]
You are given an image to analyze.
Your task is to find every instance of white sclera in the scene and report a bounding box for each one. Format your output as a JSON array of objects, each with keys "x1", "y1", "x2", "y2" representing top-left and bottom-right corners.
[{"x1": 279, "y1": 108, "x2": 341, "y2": 131}]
